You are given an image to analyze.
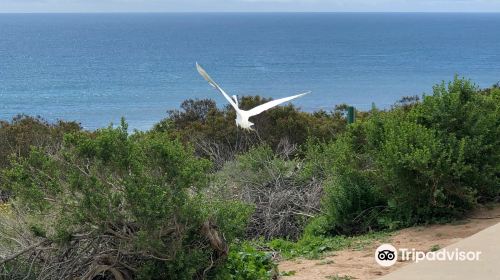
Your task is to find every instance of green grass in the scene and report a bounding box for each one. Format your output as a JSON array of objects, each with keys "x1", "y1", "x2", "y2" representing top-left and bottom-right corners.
[{"x1": 266, "y1": 231, "x2": 391, "y2": 260}]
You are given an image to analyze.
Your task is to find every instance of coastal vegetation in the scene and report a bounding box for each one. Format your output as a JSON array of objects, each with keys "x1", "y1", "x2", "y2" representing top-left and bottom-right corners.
[{"x1": 0, "y1": 77, "x2": 499, "y2": 279}]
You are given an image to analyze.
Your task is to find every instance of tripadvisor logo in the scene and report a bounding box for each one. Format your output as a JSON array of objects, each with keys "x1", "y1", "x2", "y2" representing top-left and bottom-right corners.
[
  {"x1": 375, "y1": 243, "x2": 482, "y2": 267},
  {"x1": 375, "y1": 244, "x2": 397, "y2": 267}
]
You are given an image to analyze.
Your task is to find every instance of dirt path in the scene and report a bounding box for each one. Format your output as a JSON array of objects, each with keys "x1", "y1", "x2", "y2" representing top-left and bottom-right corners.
[{"x1": 278, "y1": 204, "x2": 500, "y2": 280}]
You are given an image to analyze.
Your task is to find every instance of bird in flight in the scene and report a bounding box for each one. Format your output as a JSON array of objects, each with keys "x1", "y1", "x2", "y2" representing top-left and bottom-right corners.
[{"x1": 196, "y1": 62, "x2": 309, "y2": 131}]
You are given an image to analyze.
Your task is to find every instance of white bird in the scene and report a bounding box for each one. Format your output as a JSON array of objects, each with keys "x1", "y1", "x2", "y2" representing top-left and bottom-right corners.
[{"x1": 196, "y1": 63, "x2": 309, "y2": 131}]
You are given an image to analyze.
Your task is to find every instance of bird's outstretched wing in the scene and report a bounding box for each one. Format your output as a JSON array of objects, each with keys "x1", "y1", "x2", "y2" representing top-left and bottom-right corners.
[
  {"x1": 247, "y1": 91, "x2": 309, "y2": 117},
  {"x1": 196, "y1": 62, "x2": 239, "y2": 111}
]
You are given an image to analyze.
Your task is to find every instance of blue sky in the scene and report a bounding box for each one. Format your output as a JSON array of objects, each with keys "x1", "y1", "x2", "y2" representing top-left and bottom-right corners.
[{"x1": 1, "y1": 0, "x2": 500, "y2": 13}]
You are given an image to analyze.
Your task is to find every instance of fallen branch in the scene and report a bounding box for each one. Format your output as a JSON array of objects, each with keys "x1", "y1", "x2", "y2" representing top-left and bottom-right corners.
[{"x1": 0, "y1": 239, "x2": 50, "y2": 266}]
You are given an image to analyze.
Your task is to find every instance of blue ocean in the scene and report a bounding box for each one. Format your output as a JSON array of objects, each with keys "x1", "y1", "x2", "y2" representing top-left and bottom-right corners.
[{"x1": 1, "y1": 13, "x2": 499, "y2": 130}]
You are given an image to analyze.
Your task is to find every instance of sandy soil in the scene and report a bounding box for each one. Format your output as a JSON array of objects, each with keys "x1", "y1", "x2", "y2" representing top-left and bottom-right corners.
[{"x1": 278, "y1": 204, "x2": 500, "y2": 280}]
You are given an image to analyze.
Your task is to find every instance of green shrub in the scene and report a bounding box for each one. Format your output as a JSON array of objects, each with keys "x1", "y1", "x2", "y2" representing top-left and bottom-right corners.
[
  {"x1": 2, "y1": 120, "x2": 251, "y2": 279},
  {"x1": 155, "y1": 97, "x2": 347, "y2": 168},
  {"x1": 213, "y1": 242, "x2": 278, "y2": 280},
  {"x1": 313, "y1": 78, "x2": 500, "y2": 233},
  {"x1": 373, "y1": 117, "x2": 475, "y2": 225},
  {"x1": 410, "y1": 77, "x2": 500, "y2": 200},
  {"x1": 303, "y1": 129, "x2": 385, "y2": 234},
  {"x1": 0, "y1": 115, "x2": 81, "y2": 201}
]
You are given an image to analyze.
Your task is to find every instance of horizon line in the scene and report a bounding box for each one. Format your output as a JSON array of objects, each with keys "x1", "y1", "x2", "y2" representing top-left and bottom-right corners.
[{"x1": 1, "y1": 11, "x2": 500, "y2": 14}]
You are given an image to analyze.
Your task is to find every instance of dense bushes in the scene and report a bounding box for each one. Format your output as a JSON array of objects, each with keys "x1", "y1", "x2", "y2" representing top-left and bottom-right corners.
[
  {"x1": 155, "y1": 96, "x2": 348, "y2": 168},
  {"x1": 0, "y1": 115, "x2": 81, "y2": 201},
  {"x1": 410, "y1": 79, "x2": 500, "y2": 200},
  {"x1": 0, "y1": 115, "x2": 81, "y2": 169},
  {"x1": 303, "y1": 131, "x2": 385, "y2": 234},
  {"x1": 1, "y1": 121, "x2": 251, "y2": 279},
  {"x1": 1, "y1": 77, "x2": 499, "y2": 279},
  {"x1": 315, "y1": 77, "x2": 500, "y2": 234}
]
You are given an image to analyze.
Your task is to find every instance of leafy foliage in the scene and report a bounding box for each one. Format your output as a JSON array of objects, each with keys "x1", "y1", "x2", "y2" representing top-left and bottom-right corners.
[
  {"x1": 213, "y1": 242, "x2": 278, "y2": 280},
  {"x1": 1, "y1": 77, "x2": 499, "y2": 279},
  {"x1": 268, "y1": 221, "x2": 389, "y2": 259},
  {"x1": 155, "y1": 97, "x2": 348, "y2": 168},
  {"x1": 315, "y1": 77, "x2": 500, "y2": 234},
  {"x1": 0, "y1": 115, "x2": 81, "y2": 201},
  {"x1": 1, "y1": 120, "x2": 251, "y2": 279}
]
